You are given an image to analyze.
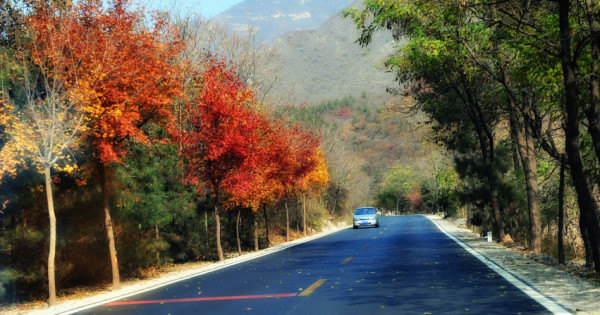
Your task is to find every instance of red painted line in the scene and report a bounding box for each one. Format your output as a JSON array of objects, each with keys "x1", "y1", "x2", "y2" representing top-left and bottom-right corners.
[{"x1": 105, "y1": 293, "x2": 299, "y2": 306}]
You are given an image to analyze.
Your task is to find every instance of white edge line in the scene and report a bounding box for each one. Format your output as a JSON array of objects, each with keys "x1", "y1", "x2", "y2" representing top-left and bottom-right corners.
[
  {"x1": 47, "y1": 225, "x2": 351, "y2": 315},
  {"x1": 426, "y1": 216, "x2": 571, "y2": 315}
]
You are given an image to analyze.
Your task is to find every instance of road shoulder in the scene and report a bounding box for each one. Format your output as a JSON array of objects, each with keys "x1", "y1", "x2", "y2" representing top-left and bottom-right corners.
[
  {"x1": 18, "y1": 223, "x2": 349, "y2": 315},
  {"x1": 426, "y1": 214, "x2": 600, "y2": 314}
]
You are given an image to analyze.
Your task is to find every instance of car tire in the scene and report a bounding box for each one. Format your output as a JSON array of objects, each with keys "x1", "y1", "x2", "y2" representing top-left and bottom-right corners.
[
  {"x1": 353, "y1": 225, "x2": 358, "y2": 229},
  {"x1": 375, "y1": 222, "x2": 379, "y2": 228}
]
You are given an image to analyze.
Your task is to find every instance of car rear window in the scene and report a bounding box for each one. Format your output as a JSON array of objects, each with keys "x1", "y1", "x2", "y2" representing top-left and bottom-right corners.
[{"x1": 355, "y1": 208, "x2": 376, "y2": 215}]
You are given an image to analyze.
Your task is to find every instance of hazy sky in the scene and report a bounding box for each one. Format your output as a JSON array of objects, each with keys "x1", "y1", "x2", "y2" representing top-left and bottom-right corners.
[{"x1": 135, "y1": 0, "x2": 245, "y2": 17}]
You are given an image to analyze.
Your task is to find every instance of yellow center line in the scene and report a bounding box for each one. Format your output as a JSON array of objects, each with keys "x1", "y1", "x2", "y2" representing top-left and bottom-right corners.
[
  {"x1": 298, "y1": 279, "x2": 327, "y2": 296},
  {"x1": 361, "y1": 244, "x2": 369, "y2": 249},
  {"x1": 341, "y1": 256, "x2": 354, "y2": 264},
  {"x1": 372, "y1": 236, "x2": 378, "y2": 240}
]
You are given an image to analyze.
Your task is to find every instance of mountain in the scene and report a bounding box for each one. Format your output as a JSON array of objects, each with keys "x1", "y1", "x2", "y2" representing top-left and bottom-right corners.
[
  {"x1": 267, "y1": 1, "x2": 399, "y2": 103},
  {"x1": 215, "y1": 0, "x2": 354, "y2": 42},
  {"x1": 216, "y1": 0, "x2": 400, "y2": 103}
]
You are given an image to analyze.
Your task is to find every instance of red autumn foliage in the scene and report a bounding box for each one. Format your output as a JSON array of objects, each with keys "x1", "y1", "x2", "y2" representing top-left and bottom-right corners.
[
  {"x1": 335, "y1": 107, "x2": 352, "y2": 119},
  {"x1": 171, "y1": 59, "x2": 260, "y2": 198},
  {"x1": 406, "y1": 192, "x2": 423, "y2": 212},
  {"x1": 28, "y1": 0, "x2": 183, "y2": 164},
  {"x1": 225, "y1": 120, "x2": 320, "y2": 210},
  {"x1": 173, "y1": 59, "x2": 323, "y2": 210},
  {"x1": 171, "y1": 58, "x2": 328, "y2": 259},
  {"x1": 171, "y1": 59, "x2": 265, "y2": 261}
]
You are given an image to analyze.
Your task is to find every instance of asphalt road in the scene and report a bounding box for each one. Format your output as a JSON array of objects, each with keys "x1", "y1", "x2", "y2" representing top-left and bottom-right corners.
[{"x1": 80, "y1": 215, "x2": 552, "y2": 314}]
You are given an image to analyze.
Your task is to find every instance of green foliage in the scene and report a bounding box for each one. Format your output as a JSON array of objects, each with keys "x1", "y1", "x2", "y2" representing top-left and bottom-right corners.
[
  {"x1": 422, "y1": 161, "x2": 462, "y2": 216},
  {"x1": 115, "y1": 126, "x2": 191, "y2": 230},
  {"x1": 114, "y1": 124, "x2": 196, "y2": 270},
  {"x1": 281, "y1": 95, "x2": 359, "y2": 128},
  {"x1": 345, "y1": 0, "x2": 598, "y2": 262},
  {"x1": 0, "y1": 226, "x2": 45, "y2": 301},
  {"x1": 375, "y1": 165, "x2": 419, "y2": 212},
  {"x1": 306, "y1": 198, "x2": 327, "y2": 231},
  {"x1": 323, "y1": 181, "x2": 349, "y2": 216},
  {"x1": 0, "y1": 0, "x2": 25, "y2": 48},
  {"x1": 279, "y1": 94, "x2": 430, "y2": 212}
]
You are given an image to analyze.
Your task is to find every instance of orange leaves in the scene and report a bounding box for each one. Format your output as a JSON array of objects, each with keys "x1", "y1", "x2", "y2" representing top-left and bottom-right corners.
[
  {"x1": 27, "y1": 0, "x2": 184, "y2": 164},
  {"x1": 0, "y1": 139, "x2": 22, "y2": 181},
  {"x1": 299, "y1": 147, "x2": 330, "y2": 197},
  {"x1": 225, "y1": 119, "x2": 287, "y2": 210},
  {"x1": 0, "y1": 92, "x2": 11, "y2": 126},
  {"x1": 172, "y1": 60, "x2": 261, "y2": 196},
  {"x1": 225, "y1": 112, "x2": 329, "y2": 210},
  {"x1": 172, "y1": 59, "x2": 329, "y2": 211}
]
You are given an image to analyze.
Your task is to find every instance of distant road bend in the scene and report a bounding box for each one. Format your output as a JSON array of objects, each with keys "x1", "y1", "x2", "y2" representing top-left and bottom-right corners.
[{"x1": 80, "y1": 215, "x2": 566, "y2": 314}]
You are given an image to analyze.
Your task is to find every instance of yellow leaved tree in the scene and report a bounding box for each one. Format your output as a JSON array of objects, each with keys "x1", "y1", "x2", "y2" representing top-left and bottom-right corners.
[
  {"x1": 298, "y1": 147, "x2": 330, "y2": 236},
  {"x1": 0, "y1": 18, "x2": 85, "y2": 306}
]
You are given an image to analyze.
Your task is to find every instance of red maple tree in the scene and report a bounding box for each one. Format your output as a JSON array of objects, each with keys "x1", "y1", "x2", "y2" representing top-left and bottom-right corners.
[
  {"x1": 172, "y1": 60, "x2": 261, "y2": 261},
  {"x1": 225, "y1": 120, "x2": 322, "y2": 245}
]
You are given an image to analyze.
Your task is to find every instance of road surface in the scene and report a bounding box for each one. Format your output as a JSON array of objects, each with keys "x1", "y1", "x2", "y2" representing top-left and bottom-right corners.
[{"x1": 80, "y1": 215, "x2": 553, "y2": 314}]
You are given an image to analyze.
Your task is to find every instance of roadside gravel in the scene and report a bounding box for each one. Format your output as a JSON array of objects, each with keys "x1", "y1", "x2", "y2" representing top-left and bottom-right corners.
[{"x1": 428, "y1": 214, "x2": 600, "y2": 314}]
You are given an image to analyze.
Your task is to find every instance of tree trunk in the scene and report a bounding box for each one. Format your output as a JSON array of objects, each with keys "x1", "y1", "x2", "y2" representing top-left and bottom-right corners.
[
  {"x1": 254, "y1": 213, "x2": 259, "y2": 251},
  {"x1": 512, "y1": 139, "x2": 520, "y2": 172},
  {"x1": 469, "y1": 100, "x2": 505, "y2": 240},
  {"x1": 490, "y1": 185, "x2": 505, "y2": 240},
  {"x1": 558, "y1": 157, "x2": 566, "y2": 264},
  {"x1": 481, "y1": 130, "x2": 505, "y2": 240},
  {"x1": 236, "y1": 209, "x2": 241, "y2": 255},
  {"x1": 508, "y1": 105, "x2": 542, "y2": 253},
  {"x1": 559, "y1": 0, "x2": 600, "y2": 272},
  {"x1": 459, "y1": 70, "x2": 506, "y2": 240},
  {"x1": 99, "y1": 163, "x2": 120, "y2": 290},
  {"x1": 466, "y1": 205, "x2": 472, "y2": 229},
  {"x1": 583, "y1": 0, "x2": 600, "y2": 270},
  {"x1": 303, "y1": 195, "x2": 307, "y2": 236},
  {"x1": 44, "y1": 166, "x2": 57, "y2": 306},
  {"x1": 155, "y1": 224, "x2": 160, "y2": 266},
  {"x1": 204, "y1": 209, "x2": 208, "y2": 245},
  {"x1": 584, "y1": 0, "x2": 600, "y2": 168},
  {"x1": 285, "y1": 202, "x2": 289, "y2": 242},
  {"x1": 263, "y1": 204, "x2": 270, "y2": 247},
  {"x1": 214, "y1": 197, "x2": 223, "y2": 261},
  {"x1": 582, "y1": 5, "x2": 600, "y2": 269},
  {"x1": 581, "y1": 216, "x2": 594, "y2": 267}
]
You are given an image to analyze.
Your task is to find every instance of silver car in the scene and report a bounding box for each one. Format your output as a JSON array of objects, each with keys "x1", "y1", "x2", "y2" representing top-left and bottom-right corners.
[{"x1": 353, "y1": 207, "x2": 379, "y2": 229}]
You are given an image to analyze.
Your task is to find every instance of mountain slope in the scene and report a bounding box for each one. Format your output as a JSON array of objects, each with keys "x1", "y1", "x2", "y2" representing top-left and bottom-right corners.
[
  {"x1": 215, "y1": 0, "x2": 353, "y2": 42},
  {"x1": 267, "y1": 1, "x2": 399, "y2": 103}
]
